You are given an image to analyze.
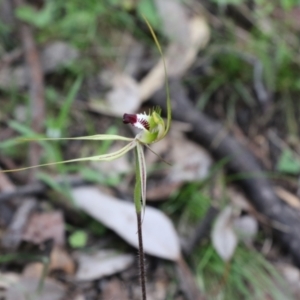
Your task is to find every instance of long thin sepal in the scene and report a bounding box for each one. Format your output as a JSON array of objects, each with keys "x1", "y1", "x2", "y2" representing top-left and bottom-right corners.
[
  {"x1": 20, "y1": 134, "x2": 134, "y2": 142},
  {"x1": 144, "y1": 144, "x2": 171, "y2": 166},
  {"x1": 136, "y1": 142, "x2": 147, "y2": 217},
  {"x1": 0, "y1": 141, "x2": 136, "y2": 173},
  {"x1": 143, "y1": 15, "x2": 171, "y2": 137}
]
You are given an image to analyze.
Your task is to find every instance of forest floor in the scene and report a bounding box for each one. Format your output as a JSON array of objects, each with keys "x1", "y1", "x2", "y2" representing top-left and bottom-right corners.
[{"x1": 1, "y1": 1, "x2": 300, "y2": 299}]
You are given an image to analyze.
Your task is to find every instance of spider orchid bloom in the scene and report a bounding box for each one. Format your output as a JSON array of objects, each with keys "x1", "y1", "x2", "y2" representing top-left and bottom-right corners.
[
  {"x1": 0, "y1": 17, "x2": 171, "y2": 217},
  {"x1": 2, "y1": 107, "x2": 169, "y2": 218},
  {"x1": 123, "y1": 108, "x2": 166, "y2": 144},
  {"x1": 0, "y1": 109, "x2": 168, "y2": 215}
]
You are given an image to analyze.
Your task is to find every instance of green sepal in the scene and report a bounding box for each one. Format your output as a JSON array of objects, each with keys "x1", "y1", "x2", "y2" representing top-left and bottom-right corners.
[
  {"x1": 143, "y1": 15, "x2": 171, "y2": 138},
  {"x1": 20, "y1": 134, "x2": 134, "y2": 143},
  {"x1": 1, "y1": 140, "x2": 136, "y2": 173}
]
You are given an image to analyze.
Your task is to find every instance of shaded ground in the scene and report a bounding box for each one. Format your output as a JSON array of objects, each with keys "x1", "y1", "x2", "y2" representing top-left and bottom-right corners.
[{"x1": 1, "y1": 0, "x2": 300, "y2": 299}]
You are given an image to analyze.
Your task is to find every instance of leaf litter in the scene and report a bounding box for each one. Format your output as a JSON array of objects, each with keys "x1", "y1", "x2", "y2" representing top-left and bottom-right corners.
[
  {"x1": 22, "y1": 211, "x2": 65, "y2": 246},
  {"x1": 146, "y1": 125, "x2": 212, "y2": 200},
  {"x1": 89, "y1": 72, "x2": 140, "y2": 117},
  {"x1": 211, "y1": 206, "x2": 238, "y2": 262},
  {"x1": 71, "y1": 186, "x2": 181, "y2": 261},
  {"x1": 75, "y1": 249, "x2": 134, "y2": 281},
  {"x1": 139, "y1": 15, "x2": 210, "y2": 101},
  {"x1": 5, "y1": 277, "x2": 66, "y2": 300},
  {"x1": 1, "y1": 1, "x2": 298, "y2": 299}
]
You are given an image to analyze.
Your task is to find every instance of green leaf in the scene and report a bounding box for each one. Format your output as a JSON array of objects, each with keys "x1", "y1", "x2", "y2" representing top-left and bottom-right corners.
[
  {"x1": 49, "y1": 76, "x2": 83, "y2": 138},
  {"x1": 277, "y1": 149, "x2": 300, "y2": 174},
  {"x1": 8, "y1": 121, "x2": 65, "y2": 171},
  {"x1": 36, "y1": 172, "x2": 72, "y2": 200},
  {"x1": 281, "y1": 0, "x2": 298, "y2": 10},
  {"x1": 88, "y1": 220, "x2": 107, "y2": 236},
  {"x1": 16, "y1": 3, "x2": 55, "y2": 28},
  {"x1": 97, "y1": 126, "x2": 118, "y2": 155},
  {"x1": 69, "y1": 230, "x2": 87, "y2": 248},
  {"x1": 80, "y1": 168, "x2": 114, "y2": 185},
  {"x1": 137, "y1": 0, "x2": 160, "y2": 30}
]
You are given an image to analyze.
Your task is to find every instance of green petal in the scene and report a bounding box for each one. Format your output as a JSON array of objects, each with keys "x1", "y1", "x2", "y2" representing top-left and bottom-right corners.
[
  {"x1": 0, "y1": 141, "x2": 136, "y2": 173},
  {"x1": 20, "y1": 134, "x2": 134, "y2": 142}
]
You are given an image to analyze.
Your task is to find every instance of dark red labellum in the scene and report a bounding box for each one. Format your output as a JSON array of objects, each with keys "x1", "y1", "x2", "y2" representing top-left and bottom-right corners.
[
  {"x1": 123, "y1": 113, "x2": 137, "y2": 125},
  {"x1": 140, "y1": 119, "x2": 150, "y2": 130}
]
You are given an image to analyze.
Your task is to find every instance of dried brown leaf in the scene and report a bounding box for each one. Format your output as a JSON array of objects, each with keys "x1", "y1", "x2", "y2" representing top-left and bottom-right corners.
[
  {"x1": 275, "y1": 187, "x2": 300, "y2": 209},
  {"x1": 154, "y1": 0, "x2": 190, "y2": 45},
  {"x1": 233, "y1": 215, "x2": 258, "y2": 242},
  {"x1": 211, "y1": 206, "x2": 237, "y2": 262},
  {"x1": 50, "y1": 246, "x2": 75, "y2": 275},
  {"x1": 75, "y1": 250, "x2": 134, "y2": 281},
  {"x1": 6, "y1": 277, "x2": 66, "y2": 300},
  {"x1": 89, "y1": 73, "x2": 140, "y2": 117},
  {"x1": 140, "y1": 15, "x2": 210, "y2": 101},
  {"x1": 102, "y1": 278, "x2": 129, "y2": 300},
  {"x1": 145, "y1": 129, "x2": 212, "y2": 200},
  {"x1": 0, "y1": 272, "x2": 19, "y2": 289},
  {"x1": 22, "y1": 211, "x2": 65, "y2": 246},
  {"x1": 72, "y1": 187, "x2": 181, "y2": 261}
]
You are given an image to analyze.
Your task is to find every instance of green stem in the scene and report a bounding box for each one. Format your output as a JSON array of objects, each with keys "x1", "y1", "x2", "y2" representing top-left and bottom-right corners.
[
  {"x1": 137, "y1": 212, "x2": 146, "y2": 300},
  {"x1": 134, "y1": 147, "x2": 147, "y2": 298}
]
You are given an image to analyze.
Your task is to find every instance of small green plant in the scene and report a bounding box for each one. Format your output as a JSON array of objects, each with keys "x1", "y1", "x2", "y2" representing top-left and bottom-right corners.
[
  {"x1": 1, "y1": 18, "x2": 170, "y2": 300},
  {"x1": 46, "y1": 76, "x2": 83, "y2": 138},
  {"x1": 195, "y1": 245, "x2": 291, "y2": 300},
  {"x1": 69, "y1": 230, "x2": 88, "y2": 249}
]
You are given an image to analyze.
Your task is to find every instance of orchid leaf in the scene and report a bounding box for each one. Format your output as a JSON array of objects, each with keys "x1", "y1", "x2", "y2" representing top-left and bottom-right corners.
[
  {"x1": 1, "y1": 141, "x2": 136, "y2": 173},
  {"x1": 143, "y1": 15, "x2": 171, "y2": 137}
]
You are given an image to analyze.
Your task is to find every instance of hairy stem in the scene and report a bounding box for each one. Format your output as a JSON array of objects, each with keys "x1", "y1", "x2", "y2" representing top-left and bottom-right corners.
[{"x1": 137, "y1": 212, "x2": 146, "y2": 300}]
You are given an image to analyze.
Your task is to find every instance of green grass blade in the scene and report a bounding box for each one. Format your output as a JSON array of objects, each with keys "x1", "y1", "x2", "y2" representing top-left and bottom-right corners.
[
  {"x1": 0, "y1": 141, "x2": 136, "y2": 173},
  {"x1": 143, "y1": 15, "x2": 171, "y2": 137},
  {"x1": 57, "y1": 76, "x2": 82, "y2": 133}
]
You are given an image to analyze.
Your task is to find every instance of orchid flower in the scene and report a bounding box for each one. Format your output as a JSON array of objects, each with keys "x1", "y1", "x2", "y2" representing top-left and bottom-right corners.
[
  {"x1": 1, "y1": 17, "x2": 171, "y2": 217},
  {"x1": 1, "y1": 17, "x2": 170, "y2": 299}
]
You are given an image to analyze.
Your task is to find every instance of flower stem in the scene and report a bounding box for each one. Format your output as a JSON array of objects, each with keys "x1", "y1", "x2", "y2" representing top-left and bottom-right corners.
[{"x1": 137, "y1": 212, "x2": 146, "y2": 300}]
